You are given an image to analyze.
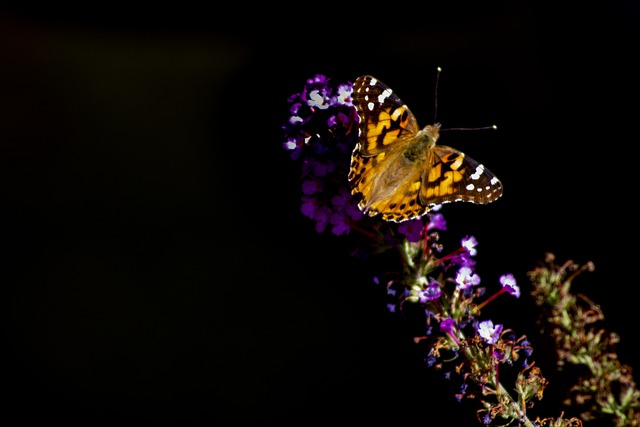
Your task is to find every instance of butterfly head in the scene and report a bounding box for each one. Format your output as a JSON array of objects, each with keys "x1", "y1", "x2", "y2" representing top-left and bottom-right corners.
[{"x1": 420, "y1": 123, "x2": 441, "y2": 146}]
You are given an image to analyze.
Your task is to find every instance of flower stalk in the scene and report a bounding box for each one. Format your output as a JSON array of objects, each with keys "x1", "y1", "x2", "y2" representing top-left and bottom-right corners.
[{"x1": 529, "y1": 253, "x2": 640, "y2": 426}]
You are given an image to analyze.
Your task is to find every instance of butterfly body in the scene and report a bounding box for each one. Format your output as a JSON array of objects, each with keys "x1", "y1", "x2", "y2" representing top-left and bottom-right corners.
[{"x1": 348, "y1": 75, "x2": 503, "y2": 222}]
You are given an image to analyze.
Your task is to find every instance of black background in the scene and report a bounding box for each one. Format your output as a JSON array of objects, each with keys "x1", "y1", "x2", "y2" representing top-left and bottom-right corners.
[{"x1": 1, "y1": 2, "x2": 638, "y2": 426}]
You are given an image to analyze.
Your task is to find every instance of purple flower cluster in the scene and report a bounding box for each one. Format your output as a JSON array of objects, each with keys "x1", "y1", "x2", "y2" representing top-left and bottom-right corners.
[
  {"x1": 283, "y1": 74, "x2": 441, "y2": 244},
  {"x1": 283, "y1": 75, "x2": 362, "y2": 235}
]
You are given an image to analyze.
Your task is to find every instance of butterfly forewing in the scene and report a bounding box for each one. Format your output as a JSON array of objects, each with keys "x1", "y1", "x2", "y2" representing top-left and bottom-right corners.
[
  {"x1": 351, "y1": 75, "x2": 420, "y2": 156},
  {"x1": 348, "y1": 74, "x2": 503, "y2": 222}
]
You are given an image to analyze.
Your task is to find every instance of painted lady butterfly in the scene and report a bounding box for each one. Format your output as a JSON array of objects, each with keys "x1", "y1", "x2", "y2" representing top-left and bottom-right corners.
[{"x1": 348, "y1": 74, "x2": 503, "y2": 222}]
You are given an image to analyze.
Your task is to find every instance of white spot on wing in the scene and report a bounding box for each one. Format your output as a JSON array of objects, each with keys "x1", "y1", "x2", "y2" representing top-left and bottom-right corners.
[
  {"x1": 378, "y1": 88, "x2": 393, "y2": 104},
  {"x1": 470, "y1": 164, "x2": 485, "y2": 180},
  {"x1": 466, "y1": 183, "x2": 475, "y2": 191}
]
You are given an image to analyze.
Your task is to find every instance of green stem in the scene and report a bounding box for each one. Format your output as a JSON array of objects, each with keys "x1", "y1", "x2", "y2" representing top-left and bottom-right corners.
[{"x1": 496, "y1": 382, "x2": 536, "y2": 427}]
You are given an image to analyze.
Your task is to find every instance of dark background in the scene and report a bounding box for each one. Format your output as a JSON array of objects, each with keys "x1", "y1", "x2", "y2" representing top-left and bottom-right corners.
[{"x1": 1, "y1": 2, "x2": 638, "y2": 426}]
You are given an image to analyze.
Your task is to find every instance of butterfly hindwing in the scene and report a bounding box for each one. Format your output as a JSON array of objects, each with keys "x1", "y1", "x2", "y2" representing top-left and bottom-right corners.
[{"x1": 350, "y1": 146, "x2": 428, "y2": 222}]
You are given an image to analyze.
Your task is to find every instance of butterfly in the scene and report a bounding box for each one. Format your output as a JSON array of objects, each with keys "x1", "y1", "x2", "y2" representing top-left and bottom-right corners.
[{"x1": 348, "y1": 74, "x2": 503, "y2": 222}]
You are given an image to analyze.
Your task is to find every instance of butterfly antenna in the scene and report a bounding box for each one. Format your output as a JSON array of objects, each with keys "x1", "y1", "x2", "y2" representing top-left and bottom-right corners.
[
  {"x1": 442, "y1": 124, "x2": 498, "y2": 132},
  {"x1": 434, "y1": 67, "x2": 442, "y2": 123},
  {"x1": 434, "y1": 67, "x2": 497, "y2": 132}
]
